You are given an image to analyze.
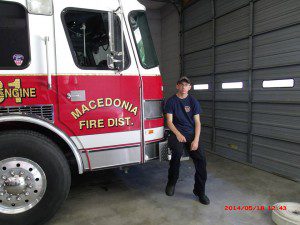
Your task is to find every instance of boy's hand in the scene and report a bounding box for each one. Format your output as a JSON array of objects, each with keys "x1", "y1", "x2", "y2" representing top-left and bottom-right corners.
[
  {"x1": 191, "y1": 140, "x2": 199, "y2": 151},
  {"x1": 176, "y1": 133, "x2": 186, "y2": 142}
]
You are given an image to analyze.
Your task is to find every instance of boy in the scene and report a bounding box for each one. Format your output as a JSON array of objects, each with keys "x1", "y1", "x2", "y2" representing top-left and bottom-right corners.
[{"x1": 164, "y1": 76, "x2": 210, "y2": 205}]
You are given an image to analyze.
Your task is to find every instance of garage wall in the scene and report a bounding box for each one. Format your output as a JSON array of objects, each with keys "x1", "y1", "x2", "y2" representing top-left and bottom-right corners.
[
  {"x1": 161, "y1": 4, "x2": 180, "y2": 99},
  {"x1": 144, "y1": 4, "x2": 180, "y2": 99},
  {"x1": 182, "y1": 0, "x2": 300, "y2": 181}
]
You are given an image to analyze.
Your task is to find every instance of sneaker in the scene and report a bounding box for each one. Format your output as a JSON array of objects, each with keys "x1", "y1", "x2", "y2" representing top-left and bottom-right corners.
[
  {"x1": 165, "y1": 183, "x2": 175, "y2": 196},
  {"x1": 193, "y1": 189, "x2": 210, "y2": 205}
]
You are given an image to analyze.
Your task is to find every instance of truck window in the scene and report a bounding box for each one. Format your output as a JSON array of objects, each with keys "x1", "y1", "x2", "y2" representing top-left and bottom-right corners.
[
  {"x1": 0, "y1": 2, "x2": 30, "y2": 70},
  {"x1": 129, "y1": 11, "x2": 159, "y2": 69},
  {"x1": 62, "y1": 9, "x2": 129, "y2": 70}
]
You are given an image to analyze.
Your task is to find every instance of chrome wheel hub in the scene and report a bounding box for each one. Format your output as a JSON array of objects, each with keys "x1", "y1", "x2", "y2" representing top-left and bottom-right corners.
[
  {"x1": 0, "y1": 157, "x2": 47, "y2": 214},
  {"x1": 4, "y1": 175, "x2": 27, "y2": 195}
]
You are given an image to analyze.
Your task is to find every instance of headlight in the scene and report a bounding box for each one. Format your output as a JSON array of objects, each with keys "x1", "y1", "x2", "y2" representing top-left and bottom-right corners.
[{"x1": 27, "y1": 0, "x2": 53, "y2": 16}]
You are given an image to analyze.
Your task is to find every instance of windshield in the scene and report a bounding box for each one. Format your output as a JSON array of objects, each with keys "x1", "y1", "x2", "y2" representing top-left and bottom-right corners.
[{"x1": 129, "y1": 11, "x2": 159, "y2": 69}]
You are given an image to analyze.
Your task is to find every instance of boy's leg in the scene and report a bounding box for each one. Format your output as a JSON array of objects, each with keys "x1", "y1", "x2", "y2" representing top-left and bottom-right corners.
[
  {"x1": 188, "y1": 142, "x2": 207, "y2": 196},
  {"x1": 167, "y1": 133, "x2": 184, "y2": 189}
]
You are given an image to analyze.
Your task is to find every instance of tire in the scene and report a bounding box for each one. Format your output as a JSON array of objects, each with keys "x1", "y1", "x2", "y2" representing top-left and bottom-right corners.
[
  {"x1": 272, "y1": 202, "x2": 300, "y2": 225},
  {"x1": 0, "y1": 130, "x2": 71, "y2": 225}
]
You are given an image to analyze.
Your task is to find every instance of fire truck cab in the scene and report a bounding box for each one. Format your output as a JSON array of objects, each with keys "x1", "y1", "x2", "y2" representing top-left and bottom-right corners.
[{"x1": 0, "y1": 0, "x2": 164, "y2": 224}]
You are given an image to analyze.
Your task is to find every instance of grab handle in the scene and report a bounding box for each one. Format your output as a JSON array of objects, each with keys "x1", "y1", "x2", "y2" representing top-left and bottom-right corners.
[{"x1": 44, "y1": 36, "x2": 51, "y2": 89}]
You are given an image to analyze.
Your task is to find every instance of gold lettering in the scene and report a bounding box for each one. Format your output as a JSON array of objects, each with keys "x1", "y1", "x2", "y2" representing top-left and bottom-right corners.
[
  {"x1": 8, "y1": 79, "x2": 21, "y2": 89},
  {"x1": 4, "y1": 89, "x2": 12, "y2": 98},
  {"x1": 12, "y1": 89, "x2": 19, "y2": 98},
  {"x1": 130, "y1": 107, "x2": 138, "y2": 116},
  {"x1": 23, "y1": 89, "x2": 30, "y2": 98},
  {"x1": 89, "y1": 120, "x2": 96, "y2": 129},
  {"x1": 89, "y1": 100, "x2": 97, "y2": 110},
  {"x1": 107, "y1": 118, "x2": 115, "y2": 127},
  {"x1": 97, "y1": 119, "x2": 104, "y2": 128},
  {"x1": 81, "y1": 104, "x2": 90, "y2": 114},
  {"x1": 97, "y1": 98, "x2": 104, "y2": 107},
  {"x1": 70, "y1": 98, "x2": 138, "y2": 121},
  {"x1": 121, "y1": 101, "x2": 130, "y2": 110},
  {"x1": 105, "y1": 98, "x2": 112, "y2": 107},
  {"x1": 107, "y1": 117, "x2": 132, "y2": 127},
  {"x1": 0, "y1": 81, "x2": 4, "y2": 103},
  {"x1": 29, "y1": 88, "x2": 36, "y2": 97},
  {"x1": 127, "y1": 103, "x2": 132, "y2": 111},
  {"x1": 113, "y1": 99, "x2": 121, "y2": 107},
  {"x1": 79, "y1": 119, "x2": 106, "y2": 129},
  {"x1": 13, "y1": 89, "x2": 22, "y2": 103},
  {"x1": 118, "y1": 118, "x2": 125, "y2": 126},
  {"x1": 79, "y1": 120, "x2": 86, "y2": 130},
  {"x1": 71, "y1": 108, "x2": 82, "y2": 120},
  {"x1": 124, "y1": 117, "x2": 131, "y2": 125},
  {"x1": 0, "y1": 79, "x2": 36, "y2": 104}
]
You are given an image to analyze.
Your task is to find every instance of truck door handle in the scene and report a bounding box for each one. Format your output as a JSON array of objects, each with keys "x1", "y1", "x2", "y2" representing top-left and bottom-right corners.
[
  {"x1": 66, "y1": 90, "x2": 86, "y2": 102},
  {"x1": 44, "y1": 36, "x2": 51, "y2": 89}
]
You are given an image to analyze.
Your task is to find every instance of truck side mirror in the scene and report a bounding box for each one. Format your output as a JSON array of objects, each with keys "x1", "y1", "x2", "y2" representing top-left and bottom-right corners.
[
  {"x1": 107, "y1": 54, "x2": 115, "y2": 70},
  {"x1": 108, "y1": 11, "x2": 115, "y2": 54},
  {"x1": 107, "y1": 11, "x2": 125, "y2": 71}
]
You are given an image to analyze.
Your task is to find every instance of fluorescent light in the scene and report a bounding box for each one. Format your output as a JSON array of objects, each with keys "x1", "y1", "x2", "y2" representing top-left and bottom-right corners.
[
  {"x1": 194, "y1": 84, "x2": 209, "y2": 90},
  {"x1": 263, "y1": 79, "x2": 294, "y2": 88},
  {"x1": 27, "y1": 0, "x2": 53, "y2": 15},
  {"x1": 222, "y1": 82, "x2": 243, "y2": 89}
]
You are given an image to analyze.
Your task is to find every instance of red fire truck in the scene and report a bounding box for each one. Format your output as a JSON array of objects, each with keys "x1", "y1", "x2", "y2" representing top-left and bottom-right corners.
[{"x1": 0, "y1": 0, "x2": 164, "y2": 224}]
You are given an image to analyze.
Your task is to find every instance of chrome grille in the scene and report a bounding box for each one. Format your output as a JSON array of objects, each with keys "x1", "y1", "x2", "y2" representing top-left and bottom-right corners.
[{"x1": 0, "y1": 105, "x2": 54, "y2": 122}]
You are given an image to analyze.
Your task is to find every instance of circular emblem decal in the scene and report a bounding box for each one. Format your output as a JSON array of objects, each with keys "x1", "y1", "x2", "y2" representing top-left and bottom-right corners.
[{"x1": 185, "y1": 106, "x2": 191, "y2": 112}]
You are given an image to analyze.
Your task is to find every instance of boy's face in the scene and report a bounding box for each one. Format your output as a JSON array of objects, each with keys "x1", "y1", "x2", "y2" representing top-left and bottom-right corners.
[{"x1": 176, "y1": 81, "x2": 191, "y2": 94}]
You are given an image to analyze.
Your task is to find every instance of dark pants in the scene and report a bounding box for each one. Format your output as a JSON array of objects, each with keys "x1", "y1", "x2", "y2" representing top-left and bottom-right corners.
[{"x1": 167, "y1": 133, "x2": 207, "y2": 195}]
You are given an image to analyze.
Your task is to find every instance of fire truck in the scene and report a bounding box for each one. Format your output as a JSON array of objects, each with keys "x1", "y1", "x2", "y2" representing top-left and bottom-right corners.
[{"x1": 0, "y1": 0, "x2": 164, "y2": 224}]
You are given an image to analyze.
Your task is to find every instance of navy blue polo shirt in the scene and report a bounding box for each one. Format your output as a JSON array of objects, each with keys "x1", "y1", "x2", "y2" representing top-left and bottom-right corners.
[{"x1": 164, "y1": 94, "x2": 202, "y2": 137}]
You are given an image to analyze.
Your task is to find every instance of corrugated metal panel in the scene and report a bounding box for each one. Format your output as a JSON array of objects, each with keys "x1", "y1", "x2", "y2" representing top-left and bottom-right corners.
[
  {"x1": 215, "y1": 71, "x2": 249, "y2": 101},
  {"x1": 201, "y1": 126, "x2": 213, "y2": 152},
  {"x1": 254, "y1": 0, "x2": 300, "y2": 34},
  {"x1": 253, "y1": 65, "x2": 300, "y2": 80},
  {"x1": 184, "y1": 48, "x2": 213, "y2": 76},
  {"x1": 253, "y1": 81, "x2": 300, "y2": 103},
  {"x1": 184, "y1": 22, "x2": 213, "y2": 54},
  {"x1": 183, "y1": 0, "x2": 212, "y2": 31},
  {"x1": 189, "y1": 75, "x2": 213, "y2": 101},
  {"x1": 252, "y1": 103, "x2": 300, "y2": 143},
  {"x1": 215, "y1": 102, "x2": 248, "y2": 133},
  {"x1": 215, "y1": 0, "x2": 249, "y2": 17},
  {"x1": 199, "y1": 100, "x2": 213, "y2": 127},
  {"x1": 253, "y1": 24, "x2": 300, "y2": 69},
  {"x1": 215, "y1": 39, "x2": 249, "y2": 73},
  {"x1": 252, "y1": 136, "x2": 300, "y2": 181},
  {"x1": 253, "y1": 66, "x2": 300, "y2": 103},
  {"x1": 180, "y1": 0, "x2": 300, "y2": 181},
  {"x1": 215, "y1": 6, "x2": 250, "y2": 45},
  {"x1": 215, "y1": 129, "x2": 248, "y2": 162}
]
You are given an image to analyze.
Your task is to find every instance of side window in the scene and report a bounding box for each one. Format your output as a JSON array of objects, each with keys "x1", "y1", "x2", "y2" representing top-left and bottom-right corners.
[
  {"x1": 62, "y1": 9, "x2": 129, "y2": 70},
  {"x1": 0, "y1": 2, "x2": 30, "y2": 70}
]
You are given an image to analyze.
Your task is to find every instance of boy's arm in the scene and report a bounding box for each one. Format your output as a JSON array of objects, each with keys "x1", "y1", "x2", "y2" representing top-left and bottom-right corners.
[
  {"x1": 191, "y1": 114, "x2": 201, "y2": 151},
  {"x1": 166, "y1": 113, "x2": 186, "y2": 142}
]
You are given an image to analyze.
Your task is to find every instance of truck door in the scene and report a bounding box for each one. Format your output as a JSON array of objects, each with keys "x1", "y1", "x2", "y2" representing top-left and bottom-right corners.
[{"x1": 53, "y1": 1, "x2": 142, "y2": 169}]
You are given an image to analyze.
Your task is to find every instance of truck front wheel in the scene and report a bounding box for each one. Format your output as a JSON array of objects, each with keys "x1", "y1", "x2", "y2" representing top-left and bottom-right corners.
[{"x1": 0, "y1": 130, "x2": 71, "y2": 225}]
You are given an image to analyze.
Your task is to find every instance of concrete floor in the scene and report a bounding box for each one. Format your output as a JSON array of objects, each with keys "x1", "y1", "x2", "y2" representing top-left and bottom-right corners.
[{"x1": 47, "y1": 153, "x2": 300, "y2": 225}]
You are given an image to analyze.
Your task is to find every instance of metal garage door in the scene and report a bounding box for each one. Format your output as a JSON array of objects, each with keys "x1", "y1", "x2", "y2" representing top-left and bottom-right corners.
[{"x1": 182, "y1": 0, "x2": 300, "y2": 181}]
